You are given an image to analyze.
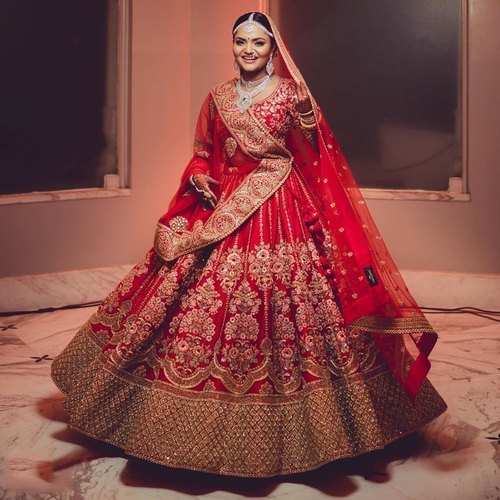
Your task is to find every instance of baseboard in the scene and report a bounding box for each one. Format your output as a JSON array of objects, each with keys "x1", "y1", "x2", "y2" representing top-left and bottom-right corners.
[
  {"x1": 0, "y1": 265, "x2": 498, "y2": 314},
  {"x1": 401, "y1": 269, "x2": 500, "y2": 311}
]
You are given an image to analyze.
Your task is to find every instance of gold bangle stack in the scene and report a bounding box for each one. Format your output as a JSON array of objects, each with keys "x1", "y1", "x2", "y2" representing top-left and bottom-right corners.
[{"x1": 298, "y1": 109, "x2": 317, "y2": 129}]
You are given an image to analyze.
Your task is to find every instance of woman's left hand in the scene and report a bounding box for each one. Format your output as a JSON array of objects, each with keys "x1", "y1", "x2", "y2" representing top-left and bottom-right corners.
[{"x1": 295, "y1": 81, "x2": 313, "y2": 114}]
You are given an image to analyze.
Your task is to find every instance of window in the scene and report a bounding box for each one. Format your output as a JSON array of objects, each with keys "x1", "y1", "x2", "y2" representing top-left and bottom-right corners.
[
  {"x1": 269, "y1": 0, "x2": 468, "y2": 200},
  {"x1": 0, "y1": 0, "x2": 130, "y2": 203}
]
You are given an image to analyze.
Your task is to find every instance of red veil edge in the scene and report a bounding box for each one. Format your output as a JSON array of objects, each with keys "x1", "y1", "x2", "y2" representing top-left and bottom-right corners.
[{"x1": 268, "y1": 15, "x2": 437, "y2": 401}]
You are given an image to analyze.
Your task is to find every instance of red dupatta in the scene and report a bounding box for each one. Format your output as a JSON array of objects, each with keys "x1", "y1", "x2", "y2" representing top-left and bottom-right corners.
[{"x1": 153, "y1": 14, "x2": 438, "y2": 401}]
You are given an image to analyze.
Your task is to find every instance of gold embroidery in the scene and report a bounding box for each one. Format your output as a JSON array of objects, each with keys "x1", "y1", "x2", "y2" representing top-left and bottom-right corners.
[
  {"x1": 154, "y1": 238, "x2": 371, "y2": 394},
  {"x1": 51, "y1": 21, "x2": 449, "y2": 476},
  {"x1": 169, "y1": 216, "x2": 188, "y2": 232},
  {"x1": 215, "y1": 247, "x2": 245, "y2": 293},
  {"x1": 102, "y1": 251, "x2": 154, "y2": 310},
  {"x1": 154, "y1": 80, "x2": 295, "y2": 262},
  {"x1": 180, "y1": 278, "x2": 222, "y2": 314},
  {"x1": 248, "y1": 242, "x2": 273, "y2": 290},
  {"x1": 224, "y1": 137, "x2": 237, "y2": 158},
  {"x1": 220, "y1": 313, "x2": 261, "y2": 379},
  {"x1": 350, "y1": 315, "x2": 435, "y2": 335},
  {"x1": 229, "y1": 280, "x2": 261, "y2": 315},
  {"x1": 51, "y1": 327, "x2": 447, "y2": 477},
  {"x1": 154, "y1": 157, "x2": 292, "y2": 261},
  {"x1": 270, "y1": 312, "x2": 302, "y2": 393}
]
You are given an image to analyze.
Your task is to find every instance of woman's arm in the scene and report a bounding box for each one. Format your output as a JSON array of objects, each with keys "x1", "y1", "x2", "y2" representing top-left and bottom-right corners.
[
  {"x1": 182, "y1": 94, "x2": 220, "y2": 207},
  {"x1": 292, "y1": 81, "x2": 320, "y2": 152}
]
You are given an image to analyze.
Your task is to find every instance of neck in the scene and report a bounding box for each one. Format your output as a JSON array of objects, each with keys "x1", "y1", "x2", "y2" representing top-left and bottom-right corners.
[{"x1": 240, "y1": 69, "x2": 268, "y2": 82}]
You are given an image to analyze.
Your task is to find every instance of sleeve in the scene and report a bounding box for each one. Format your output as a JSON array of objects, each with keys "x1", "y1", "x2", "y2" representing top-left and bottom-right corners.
[
  {"x1": 185, "y1": 93, "x2": 216, "y2": 179},
  {"x1": 161, "y1": 93, "x2": 216, "y2": 215}
]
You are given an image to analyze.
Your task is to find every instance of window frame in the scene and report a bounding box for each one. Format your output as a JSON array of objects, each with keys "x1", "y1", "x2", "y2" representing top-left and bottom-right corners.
[
  {"x1": 265, "y1": 0, "x2": 470, "y2": 202},
  {"x1": 0, "y1": 0, "x2": 132, "y2": 206}
]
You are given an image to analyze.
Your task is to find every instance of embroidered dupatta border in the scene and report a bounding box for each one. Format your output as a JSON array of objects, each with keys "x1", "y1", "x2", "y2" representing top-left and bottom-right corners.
[
  {"x1": 154, "y1": 80, "x2": 293, "y2": 262},
  {"x1": 349, "y1": 315, "x2": 435, "y2": 335}
]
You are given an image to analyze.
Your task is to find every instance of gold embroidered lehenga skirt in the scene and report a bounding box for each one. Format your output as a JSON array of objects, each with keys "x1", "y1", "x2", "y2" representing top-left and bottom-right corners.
[{"x1": 51, "y1": 162, "x2": 447, "y2": 477}]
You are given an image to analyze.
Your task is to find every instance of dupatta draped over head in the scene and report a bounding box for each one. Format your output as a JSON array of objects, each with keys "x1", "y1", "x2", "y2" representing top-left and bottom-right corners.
[{"x1": 153, "y1": 13, "x2": 437, "y2": 401}]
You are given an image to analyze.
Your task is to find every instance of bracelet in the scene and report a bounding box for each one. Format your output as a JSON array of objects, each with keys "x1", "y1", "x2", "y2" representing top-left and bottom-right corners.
[
  {"x1": 299, "y1": 116, "x2": 317, "y2": 129},
  {"x1": 299, "y1": 114, "x2": 316, "y2": 124},
  {"x1": 189, "y1": 174, "x2": 213, "y2": 201},
  {"x1": 298, "y1": 109, "x2": 314, "y2": 117},
  {"x1": 189, "y1": 174, "x2": 205, "y2": 194}
]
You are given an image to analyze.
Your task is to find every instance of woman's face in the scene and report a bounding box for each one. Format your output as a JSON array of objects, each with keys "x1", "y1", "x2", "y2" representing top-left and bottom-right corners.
[{"x1": 233, "y1": 25, "x2": 274, "y2": 76}]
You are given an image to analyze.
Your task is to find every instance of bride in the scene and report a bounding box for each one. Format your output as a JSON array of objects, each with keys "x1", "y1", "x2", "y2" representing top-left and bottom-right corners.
[{"x1": 51, "y1": 11, "x2": 446, "y2": 477}]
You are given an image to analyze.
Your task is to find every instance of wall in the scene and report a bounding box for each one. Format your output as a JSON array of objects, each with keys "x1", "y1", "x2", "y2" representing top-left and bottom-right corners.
[{"x1": 0, "y1": 0, "x2": 498, "y2": 278}]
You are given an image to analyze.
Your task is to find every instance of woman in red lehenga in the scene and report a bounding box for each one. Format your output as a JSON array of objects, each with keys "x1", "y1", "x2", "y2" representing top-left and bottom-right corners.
[{"x1": 51, "y1": 12, "x2": 446, "y2": 477}]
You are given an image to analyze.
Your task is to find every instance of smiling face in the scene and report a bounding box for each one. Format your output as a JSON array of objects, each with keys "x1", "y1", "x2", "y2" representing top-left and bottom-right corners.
[{"x1": 232, "y1": 25, "x2": 274, "y2": 79}]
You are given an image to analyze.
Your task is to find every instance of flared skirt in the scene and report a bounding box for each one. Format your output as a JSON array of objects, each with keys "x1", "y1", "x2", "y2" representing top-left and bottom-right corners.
[{"x1": 51, "y1": 166, "x2": 447, "y2": 477}]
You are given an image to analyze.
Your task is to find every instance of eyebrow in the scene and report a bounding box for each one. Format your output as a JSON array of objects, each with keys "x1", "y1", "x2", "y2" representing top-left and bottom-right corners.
[{"x1": 234, "y1": 36, "x2": 267, "y2": 42}]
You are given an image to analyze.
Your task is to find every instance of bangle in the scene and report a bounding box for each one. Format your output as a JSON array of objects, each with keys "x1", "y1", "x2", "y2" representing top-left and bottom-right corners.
[
  {"x1": 189, "y1": 174, "x2": 205, "y2": 194},
  {"x1": 298, "y1": 109, "x2": 314, "y2": 117},
  {"x1": 299, "y1": 116, "x2": 317, "y2": 129},
  {"x1": 299, "y1": 115, "x2": 315, "y2": 124}
]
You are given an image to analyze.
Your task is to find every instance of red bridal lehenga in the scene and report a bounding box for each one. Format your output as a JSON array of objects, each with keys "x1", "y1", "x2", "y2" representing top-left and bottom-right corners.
[{"x1": 51, "y1": 16, "x2": 446, "y2": 477}]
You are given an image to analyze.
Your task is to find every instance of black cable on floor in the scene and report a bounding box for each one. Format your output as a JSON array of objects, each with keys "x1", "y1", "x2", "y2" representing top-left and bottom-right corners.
[
  {"x1": 1, "y1": 302, "x2": 500, "y2": 322},
  {"x1": 421, "y1": 306, "x2": 500, "y2": 323},
  {"x1": 0, "y1": 301, "x2": 101, "y2": 318}
]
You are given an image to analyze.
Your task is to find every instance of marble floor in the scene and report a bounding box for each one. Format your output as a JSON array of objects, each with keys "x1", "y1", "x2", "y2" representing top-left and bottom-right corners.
[{"x1": 0, "y1": 307, "x2": 498, "y2": 499}]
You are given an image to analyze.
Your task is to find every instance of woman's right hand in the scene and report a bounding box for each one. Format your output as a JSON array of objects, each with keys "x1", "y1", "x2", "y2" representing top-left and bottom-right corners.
[{"x1": 190, "y1": 173, "x2": 220, "y2": 208}]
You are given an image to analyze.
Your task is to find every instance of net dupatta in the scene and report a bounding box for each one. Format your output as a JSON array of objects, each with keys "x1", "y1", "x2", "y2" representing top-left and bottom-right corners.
[{"x1": 267, "y1": 14, "x2": 437, "y2": 401}]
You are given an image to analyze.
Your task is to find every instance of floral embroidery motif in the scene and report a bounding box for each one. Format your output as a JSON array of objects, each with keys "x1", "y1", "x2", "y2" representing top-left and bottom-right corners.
[
  {"x1": 229, "y1": 280, "x2": 261, "y2": 315},
  {"x1": 271, "y1": 313, "x2": 300, "y2": 391},
  {"x1": 169, "y1": 216, "x2": 188, "y2": 233},
  {"x1": 216, "y1": 248, "x2": 244, "y2": 292},
  {"x1": 224, "y1": 137, "x2": 237, "y2": 158},
  {"x1": 102, "y1": 251, "x2": 154, "y2": 311},
  {"x1": 83, "y1": 84, "x2": 381, "y2": 398},
  {"x1": 164, "y1": 309, "x2": 216, "y2": 377},
  {"x1": 252, "y1": 78, "x2": 297, "y2": 143},
  {"x1": 248, "y1": 243, "x2": 273, "y2": 290},
  {"x1": 324, "y1": 326, "x2": 377, "y2": 376},
  {"x1": 221, "y1": 313, "x2": 261, "y2": 381},
  {"x1": 181, "y1": 278, "x2": 222, "y2": 314}
]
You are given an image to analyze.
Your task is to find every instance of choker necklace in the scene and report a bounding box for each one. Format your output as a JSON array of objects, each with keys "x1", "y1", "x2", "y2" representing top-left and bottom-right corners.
[
  {"x1": 236, "y1": 75, "x2": 272, "y2": 113},
  {"x1": 240, "y1": 74, "x2": 269, "y2": 90}
]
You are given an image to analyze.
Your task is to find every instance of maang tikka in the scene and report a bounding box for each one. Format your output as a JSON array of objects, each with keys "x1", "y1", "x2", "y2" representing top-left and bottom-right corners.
[{"x1": 232, "y1": 13, "x2": 275, "y2": 38}]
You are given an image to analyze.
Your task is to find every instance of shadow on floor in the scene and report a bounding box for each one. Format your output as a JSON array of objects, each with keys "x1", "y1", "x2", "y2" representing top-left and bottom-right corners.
[
  {"x1": 119, "y1": 433, "x2": 427, "y2": 498},
  {"x1": 37, "y1": 391, "x2": 444, "y2": 497}
]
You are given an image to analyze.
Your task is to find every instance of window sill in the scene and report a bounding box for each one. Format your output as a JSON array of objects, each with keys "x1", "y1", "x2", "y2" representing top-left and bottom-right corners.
[
  {"x1": 360, "y1": 188, "x2": 471, "y2": 202},
  {"x1": 0, "y1": 187, "x2": 132, "y2": 206},
  {"x1": 0, "y1": 187, "x2": 470, "y2": 206}
]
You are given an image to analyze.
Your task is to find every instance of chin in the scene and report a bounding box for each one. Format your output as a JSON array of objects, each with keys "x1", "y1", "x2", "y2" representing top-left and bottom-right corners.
[{"x1": 241, "y1": 64, "x2": 265, "y2": 74}]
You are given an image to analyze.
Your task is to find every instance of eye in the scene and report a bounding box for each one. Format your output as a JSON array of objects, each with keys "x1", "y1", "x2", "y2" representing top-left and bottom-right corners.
[
  {"x1": 235, "y1": 40, "x2": 244, "y2": 46},
  {"x1": 255, "y1": 41, "x2": 265, "y2": 47}
]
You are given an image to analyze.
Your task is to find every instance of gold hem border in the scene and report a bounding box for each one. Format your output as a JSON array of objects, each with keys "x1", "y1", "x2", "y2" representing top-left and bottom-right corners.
[
  {"x1": 51, "y1": 327, "x2": 447, "y2": 477},
  {"x1": 65, "y1": 414, "x2": 441, "y2": 479}
]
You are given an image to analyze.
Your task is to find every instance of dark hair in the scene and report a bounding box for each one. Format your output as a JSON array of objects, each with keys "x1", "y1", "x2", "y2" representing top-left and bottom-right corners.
[{"x1": 232, "y1": 12, "x2": 275, "y2": 44}]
